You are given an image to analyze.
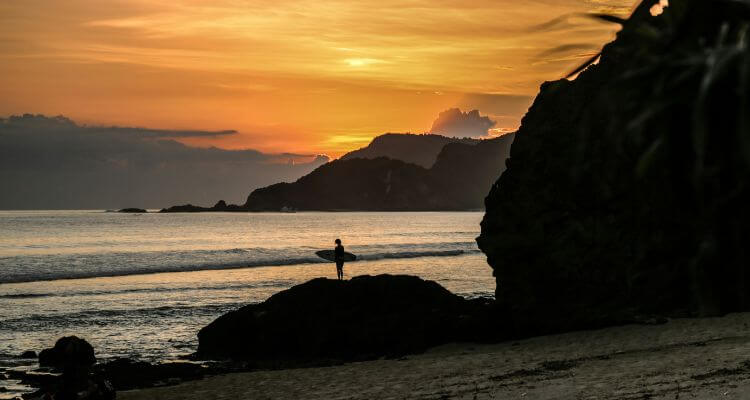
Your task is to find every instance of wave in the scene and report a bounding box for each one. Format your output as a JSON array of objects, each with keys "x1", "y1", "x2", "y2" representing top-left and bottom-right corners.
[
  {"x1": 0, "y1": 243, "x2": 480, "y2": 284},
  {"x1": 0, "y1": 280, "x2": 295, "y2": 300},
  {"x1": 0, "y1": 303, "x2": 242, "y2": 331}
]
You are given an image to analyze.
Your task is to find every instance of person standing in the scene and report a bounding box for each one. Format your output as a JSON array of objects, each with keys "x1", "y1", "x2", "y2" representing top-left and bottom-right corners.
[{"x1": 334, "y1": 238, "x2": 345, "y2": 280}]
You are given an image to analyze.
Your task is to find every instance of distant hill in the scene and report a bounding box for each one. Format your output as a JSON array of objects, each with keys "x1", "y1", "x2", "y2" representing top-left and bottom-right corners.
[
  {"x1": 242, "y1": 133, "x2": 515, "y2": 211},
  {"x1": 340, "y1": 133, "x2": 479, "y2": 168}
]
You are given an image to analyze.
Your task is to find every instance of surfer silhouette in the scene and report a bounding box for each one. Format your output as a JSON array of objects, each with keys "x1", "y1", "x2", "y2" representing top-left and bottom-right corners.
[{"x1": 334, "y1": 238, "x2": 345, "y2": 280}]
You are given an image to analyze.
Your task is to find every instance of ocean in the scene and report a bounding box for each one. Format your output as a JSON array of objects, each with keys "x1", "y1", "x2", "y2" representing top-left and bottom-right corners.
[{"x1": 0, "y1": 210, "x2": 494, "y2": 397}]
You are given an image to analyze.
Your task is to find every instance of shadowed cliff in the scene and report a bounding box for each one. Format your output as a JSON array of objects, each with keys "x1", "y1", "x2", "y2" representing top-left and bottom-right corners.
[{"x1": 477, "y1": 0, "x2": 750, "y2": 334}]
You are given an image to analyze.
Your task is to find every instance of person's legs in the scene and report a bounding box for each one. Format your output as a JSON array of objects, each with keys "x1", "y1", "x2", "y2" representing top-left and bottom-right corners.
[{"x1": 336, "y1": 261, "x2": 344, "y2": 280}]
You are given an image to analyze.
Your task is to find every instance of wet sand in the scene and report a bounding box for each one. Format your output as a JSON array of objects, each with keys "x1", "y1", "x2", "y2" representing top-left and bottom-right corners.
[{"x1": 120, "y1": 312, "x2": 750, "y2": 399}]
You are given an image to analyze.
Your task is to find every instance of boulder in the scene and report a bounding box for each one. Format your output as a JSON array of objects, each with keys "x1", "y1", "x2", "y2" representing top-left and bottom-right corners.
[
  {"x1": 18, "y1": 351, "x2": 37, "y2": 359},
  {"x1": 38, "y1": 336, "x2": 95, "y2": 370},
  {"x1": 198, "y1": 274, "x2": 495, "y2": 364},
  {"x1": 31, "y1": 337, "x2": 114, "y2": 400},
  {"x1": 477, "y1": 0, "x2": 750, "y2": 335}
]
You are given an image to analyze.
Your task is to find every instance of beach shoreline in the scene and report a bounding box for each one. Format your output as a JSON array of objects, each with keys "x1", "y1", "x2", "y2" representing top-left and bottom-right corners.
[{"x1": 119, "y1": 312, "x2": 750, "y2": 399}]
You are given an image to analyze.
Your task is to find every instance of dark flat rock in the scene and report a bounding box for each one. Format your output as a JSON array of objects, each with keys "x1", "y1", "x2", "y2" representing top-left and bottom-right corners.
[{"x1": 197, "y1": 274, "x2": 499, "y2": 366}]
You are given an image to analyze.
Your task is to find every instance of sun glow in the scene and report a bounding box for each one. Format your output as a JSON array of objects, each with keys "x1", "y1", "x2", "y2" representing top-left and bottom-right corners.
[
  {"x1": 650, "y1": 0, "x2": 669, "y2": 16},
  {"x1": 0, "y1": 0, "x2": 638, "y2": 155},
  {"x1": 345, "y1": 58, "x2": 383, "y2": 67}
]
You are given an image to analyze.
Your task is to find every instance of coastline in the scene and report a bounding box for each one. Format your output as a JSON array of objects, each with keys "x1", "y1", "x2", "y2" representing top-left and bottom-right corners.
[{"x1": 120, "y1": 312, "x2": 750, "y2": 399}]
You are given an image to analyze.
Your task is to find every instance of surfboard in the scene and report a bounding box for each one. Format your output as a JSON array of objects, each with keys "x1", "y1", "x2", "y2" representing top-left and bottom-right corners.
[{"x1": 315, "y1": 250, "x2": 357, "y2": 262}]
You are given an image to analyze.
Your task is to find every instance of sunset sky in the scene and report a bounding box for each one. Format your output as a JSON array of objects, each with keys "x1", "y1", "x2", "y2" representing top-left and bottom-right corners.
[{"x1": 1, "y1": 0, "x2": 636, "y2": 157}]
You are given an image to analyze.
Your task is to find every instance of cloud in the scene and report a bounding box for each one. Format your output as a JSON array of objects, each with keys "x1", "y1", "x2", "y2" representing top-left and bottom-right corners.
[
  {"x1": 429, "y1": 109, "x2": 496, "y2": 138},
  {"x1": 0, "y1": 114, "x2": 329, "y2": 209},
  {"x1": 536, "y1": 43, "x2": 601, "y2": 58}
]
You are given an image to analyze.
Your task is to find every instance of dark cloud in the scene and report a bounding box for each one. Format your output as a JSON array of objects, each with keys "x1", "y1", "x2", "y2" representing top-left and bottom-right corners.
[
  {"x1": 536, "y1": 43, "x2": 601, "y2": 58},
  {"x1": 104, "y1": 127, "x2": 237, "y2": 138},
  {"x1": 429, "y1": 109, "x2": 496, "y2": 138},
  {"x1": 528, "y1": 14, "x2": 577, "y2": 32},
  {"x1": 0, "y1": 114, "x2": 329, "y2": 209}
]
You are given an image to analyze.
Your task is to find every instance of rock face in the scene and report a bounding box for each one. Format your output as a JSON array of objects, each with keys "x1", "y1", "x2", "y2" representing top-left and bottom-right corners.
[
  {"x1": 477, "y1": 0, "x2": 750, "y2": 334},
  {"x1": 198, "y1": 275, "x2": 494, "y2": 364},
  {"x1": 244, "y1": 134, "x2": 514, "y2": 211},
  {"x1": 340, "y1": 133, "x2": 479, "y2": 168}
]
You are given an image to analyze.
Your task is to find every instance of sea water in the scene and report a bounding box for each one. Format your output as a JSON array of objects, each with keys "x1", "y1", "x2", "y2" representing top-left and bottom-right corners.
[{"x1": 0, "y1": 211, "x2": 494, "y2": 397}]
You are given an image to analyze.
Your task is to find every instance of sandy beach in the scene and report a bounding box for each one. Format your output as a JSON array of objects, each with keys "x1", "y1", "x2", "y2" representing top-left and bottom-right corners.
[{"x1": 119, "y1": 312, "x2": 750, "y2": 399}]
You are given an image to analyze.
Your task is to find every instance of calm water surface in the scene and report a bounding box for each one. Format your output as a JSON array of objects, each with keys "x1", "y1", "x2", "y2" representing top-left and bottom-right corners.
[{"x1": 0, "y1": 211, "x2": 494, "y2": 398}]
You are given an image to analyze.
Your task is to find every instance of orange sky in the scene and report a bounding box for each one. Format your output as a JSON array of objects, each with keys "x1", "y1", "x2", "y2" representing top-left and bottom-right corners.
[{"x1": 0, "y1": 0, "x2": 637, "y2": 157}]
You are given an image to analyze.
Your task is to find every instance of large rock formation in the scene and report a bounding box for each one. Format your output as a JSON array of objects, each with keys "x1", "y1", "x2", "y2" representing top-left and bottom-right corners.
[
  {"x1": 244, "y1": 134, "x2": 514, "y2": 211},
  {"x1": 197, "y1": 275, "x2": 494, "y2": 364},
  {"x1": 340, "y1": 133, "x2": 479, "y2": 168},
  {"x1": 477, "y1": 0, "x2": 750, "y2": 334}
]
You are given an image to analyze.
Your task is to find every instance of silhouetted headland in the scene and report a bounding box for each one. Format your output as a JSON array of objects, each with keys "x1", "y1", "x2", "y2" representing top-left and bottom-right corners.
[
  {"x1": 340, "y1": 133, "x2": 479, "y2": 168},
  {"x1": 161, "y1": 133, "x2": 515, "y2": 212}
]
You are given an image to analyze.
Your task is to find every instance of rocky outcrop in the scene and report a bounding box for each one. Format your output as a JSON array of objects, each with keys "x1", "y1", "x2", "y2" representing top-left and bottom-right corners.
[
  {"x1": 159, "y1": 199, "x2": 246, "y2": 213},
  {"x1": 244, "y1": 134, "x2": 514, "y2": 211},
  {"x1": 477, "y1": 0, "x2": 750, "y2": 335},
  {"x1": 341, "y1": 133, "x2": 479, "y2": 168},
  {"x1": 197, "y1": 275, "x2": 497, "y2": 364},
  {"x1": 95, "y1": 359, "x2": 208, "y2": 391},
  {"x1": 118, "y1": 208, "x2": 146, "y2": 213}
]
